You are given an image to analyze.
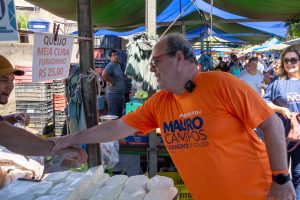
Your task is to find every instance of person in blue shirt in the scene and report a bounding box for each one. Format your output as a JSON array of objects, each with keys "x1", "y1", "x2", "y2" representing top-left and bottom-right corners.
[
  {"x1": 263, "y1": 48, "x2": 300, "y2": 198},
  {"x1": 198, "y1": 51, "x2": 212, "y2": 72},
  {"x1": 102, "y1": 49, "x2": 125, "y2": 118},
  {"x1": 228, "y1": 54, "x2": 243, "y2": 77}
]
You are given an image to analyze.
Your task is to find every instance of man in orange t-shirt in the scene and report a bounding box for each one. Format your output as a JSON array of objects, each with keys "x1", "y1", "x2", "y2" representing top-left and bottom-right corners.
[{"x1": 51, "y1": 34, "x2": 295, "y2": 200}]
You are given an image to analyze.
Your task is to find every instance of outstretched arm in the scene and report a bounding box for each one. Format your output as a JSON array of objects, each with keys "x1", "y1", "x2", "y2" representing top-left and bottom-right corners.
[
  {"x1": 0, "y1": 121, "x2": 54, "y2": 156},
  {"x1": 50, "y1": 119, "x2": 137, "y2": 152},
  {"x1": 0, "y1": 121, "x2": 86, "y2": 164},
  {"x1": 2, "y1": 113, "x2": 30, "y2": 126}
]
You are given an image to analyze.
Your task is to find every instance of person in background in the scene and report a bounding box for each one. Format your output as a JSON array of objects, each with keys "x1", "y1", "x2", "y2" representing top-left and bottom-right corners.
[
  {"x1": 215, "y1": 56, "x2": 226, "y2": 71},
  {"x1": 240, "y1": 56, "x2": 265, "y2": 96},
  {"x1": 228, "y1": 54, "x2": 242, "y2": 77},
  {"x1": 264, "y1": 59, "x2": 280, "y2": 85},
  {"x1": 0, "y1": 55, "x2": 86, "y2": 163},
  {"x1": 263, "y1": 48, "x2": 300, "y2": 199},
  {"x1": 257, "y1": 55, "x2": 267, "y2": 73},
  {"x1": 50, "y1": 34, "x2": 295, "y2": 200},
  {"x1": 198, "y1": 51, "x2": 212, "y2": 71},
  {"x1": 102, "y1": 49, "x2": 125, "y2": 118}
]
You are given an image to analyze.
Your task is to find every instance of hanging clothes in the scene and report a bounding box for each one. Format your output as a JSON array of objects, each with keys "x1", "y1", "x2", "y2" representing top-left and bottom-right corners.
[
  {"x1": 66, "y1": 64, "x2": 87, "y2": 133},
  {"x1": 125, "y1": 33, "x2": 158, "y2": 91}
]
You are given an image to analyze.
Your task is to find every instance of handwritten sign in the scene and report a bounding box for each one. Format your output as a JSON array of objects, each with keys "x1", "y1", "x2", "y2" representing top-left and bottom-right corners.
[
  {"x1": 0, "y1": 0, "x2": 19, "y2": 41},
  {"x1": 32, "y1": 32, "x2": 74, "y2": 83}
]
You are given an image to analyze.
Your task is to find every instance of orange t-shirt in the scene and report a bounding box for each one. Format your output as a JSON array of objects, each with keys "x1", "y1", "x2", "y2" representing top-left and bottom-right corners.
[{"x1": 122, "y1": 72, "x2": 274, "y2": 200}]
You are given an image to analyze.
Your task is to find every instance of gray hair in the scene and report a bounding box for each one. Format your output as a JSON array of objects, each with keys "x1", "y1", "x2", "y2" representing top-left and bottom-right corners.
[{"x1": 162, "y1": 33, "x2": 196, "y2": 63}]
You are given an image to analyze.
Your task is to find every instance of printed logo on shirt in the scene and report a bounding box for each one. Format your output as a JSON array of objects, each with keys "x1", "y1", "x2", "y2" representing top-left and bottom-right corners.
[
  {"x1": 287, "y1": 93, "x2": 300, "y2": 104},
  {"x1": 162, "y1": 115, "x2": 209, "y2": 151}
]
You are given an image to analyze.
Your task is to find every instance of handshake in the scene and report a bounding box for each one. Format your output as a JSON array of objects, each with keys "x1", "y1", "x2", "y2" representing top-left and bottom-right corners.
[{"x1": 48, "y1": 135, "x2": 87, "y2": 168}]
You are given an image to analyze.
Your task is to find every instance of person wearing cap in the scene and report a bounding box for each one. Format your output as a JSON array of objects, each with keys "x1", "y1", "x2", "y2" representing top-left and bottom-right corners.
[
  {"x1": 0, "y1": 55, "x2": 86, "y2": 163},
  {"x1": 50, "y1": 34, "x2": 295, "y2": 200},
  {"x1": 0, "y1": 55, "x2": 30, "y2": 125}
]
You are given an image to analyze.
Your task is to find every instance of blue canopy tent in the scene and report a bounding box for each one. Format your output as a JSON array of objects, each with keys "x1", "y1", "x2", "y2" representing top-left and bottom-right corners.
[
  {"x1": 88, "y1": 0, "x2": 288, "y2": 46},
  {"x1": 253, "y1": 37, "x2": 282, "y2": 52}
]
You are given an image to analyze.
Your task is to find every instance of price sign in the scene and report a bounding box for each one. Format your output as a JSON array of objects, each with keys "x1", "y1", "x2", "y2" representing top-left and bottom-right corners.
[{"x1": 32, "y1": 32, "x2": 74, "y2": 83}]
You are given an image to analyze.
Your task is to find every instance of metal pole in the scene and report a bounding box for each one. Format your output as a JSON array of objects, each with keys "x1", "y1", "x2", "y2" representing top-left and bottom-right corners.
[
  {"x1": 145, "y1": 0, "x2": 156, "y2": 36},
  {"x1": 77, "y1": 0, "x2": 101, "y2": 167},
  {"x1": 145, "y1": 0, "x2": 157, "y2": 177}
]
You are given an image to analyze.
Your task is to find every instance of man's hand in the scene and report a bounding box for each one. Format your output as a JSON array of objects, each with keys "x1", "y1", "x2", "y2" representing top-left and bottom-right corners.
[
  {"x1": 56, "y1": 146, "x2": 87, "y2": 167},
  {"x1": 49, "y1": 135, "x2": 74, "y2": 153},
  {"x1": 14, "y1": 113, "x2": 30, "y2": 126},
  {"x1": 267, "y1": 181, "x2": 296, "y2": 200}
]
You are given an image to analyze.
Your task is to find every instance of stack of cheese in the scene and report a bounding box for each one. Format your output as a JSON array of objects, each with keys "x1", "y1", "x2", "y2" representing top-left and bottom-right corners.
[{"x1": 0, "y1": 166, "x2": 178, "y2": 200}]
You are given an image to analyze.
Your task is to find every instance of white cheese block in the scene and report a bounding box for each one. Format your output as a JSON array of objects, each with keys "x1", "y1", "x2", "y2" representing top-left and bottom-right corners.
[
  {"x1": 147, "y1": 175, "x2": 174, "y2": 191},
  {"x1": 49, "y1": 181, "x2": 72, "y2": 195},
  {"x1": 90, "y1": 185, "x2": 123, "y2": 200},
  {"x1": 144, "y1": 189, "x2": 172, "y2": 200},
  {"x1": 125, "y1": 175, "x2": 149, "y2": 190},
  {"x1": 53, "y1": 189, "x2": 80, "y2": 200},
  {"x1": 43, "y1": 171, "x2": 71, "y2": 184},
  {"x1": 0, "y1": 180, "x2": 37, "y2": 200},
  {"x1": 35, "y1": 195, "x2": 56, "y2": 200},
  {"x1": 104, "y1": 175, "x2": 128, "y2": 186},
  {"x1": 118, "y1": 184, "x2": 146, "y2": 200},
  {"x1": 29, "y1": 181, "x2": 53, "y2": 197},
  {"x1": 65, "y1": 172, "x2": 85, "y2": 182}
]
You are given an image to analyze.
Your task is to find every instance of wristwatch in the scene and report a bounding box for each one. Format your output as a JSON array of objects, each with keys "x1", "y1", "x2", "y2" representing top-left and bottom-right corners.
[{"x1": 272, "y1": 174, "x2": 291, "y2": 185}]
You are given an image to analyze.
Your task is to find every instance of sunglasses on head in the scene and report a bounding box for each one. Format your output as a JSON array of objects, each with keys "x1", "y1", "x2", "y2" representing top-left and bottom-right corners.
[{"x1": 283, "y1": 57, "x2": 299, "y2": 65}]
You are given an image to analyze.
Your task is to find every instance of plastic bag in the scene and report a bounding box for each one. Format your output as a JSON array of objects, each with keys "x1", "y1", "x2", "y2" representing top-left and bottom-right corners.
[
  {"x1": 100, "y1": 141, "x2": 119, "y2": 169},
  {"x1": 0, "y1": 146, "x2": 44, "y2": 187}
]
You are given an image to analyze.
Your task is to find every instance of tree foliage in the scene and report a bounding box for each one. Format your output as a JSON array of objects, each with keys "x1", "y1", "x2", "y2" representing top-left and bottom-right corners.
[{"x1": 288, "y1": 16, "x2": 300, "y2": 39}]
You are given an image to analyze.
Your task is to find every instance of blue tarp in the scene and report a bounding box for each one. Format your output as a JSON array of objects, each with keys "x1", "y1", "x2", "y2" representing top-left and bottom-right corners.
[
  {"x1": 94, "y1": 27, "x2": 145, "y2": 36},
  {"x1": 73, "y1": 0, "x2": 288, "y2": 44},
  {"x1": 193, "y1": 0, "x2": 287, "y2": 38},
  {"x1": 253, "y1": 37, "x2": 282, "y2": 51}
]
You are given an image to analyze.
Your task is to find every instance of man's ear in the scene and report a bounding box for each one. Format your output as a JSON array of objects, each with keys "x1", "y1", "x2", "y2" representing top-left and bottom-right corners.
[{"x1": 176, "y1": 51, "x2": 185, "y2": 62}]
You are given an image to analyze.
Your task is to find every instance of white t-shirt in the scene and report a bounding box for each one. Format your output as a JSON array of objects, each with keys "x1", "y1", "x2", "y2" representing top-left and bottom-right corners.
[
  {"x1": 257, "y1": 62, "x2": 265, "y2": 73},
  {"x1": 239, "y1": 71, "x2": 264, "y2": 95}
]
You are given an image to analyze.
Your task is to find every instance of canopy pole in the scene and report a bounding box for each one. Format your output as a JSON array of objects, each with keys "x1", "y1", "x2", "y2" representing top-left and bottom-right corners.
[
  {"x1": 145, "y1": 0, "x2": 157, "y2": 178},
  {"x1": 145, "y1": 0, "x2": 156, "y2": 37},
  {"x1": 77, "y1": 0, "x2": 101, "y2": 167}
]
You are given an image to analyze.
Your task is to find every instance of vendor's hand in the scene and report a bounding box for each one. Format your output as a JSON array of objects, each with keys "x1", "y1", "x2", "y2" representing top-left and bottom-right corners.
[
  {"x1": 267, "y1": 181, "x2": 296, "y2": 200},
  {"x1": 48, "y1": 135, "x2": 75, "y2": 153},
  {"x1": 281, "y1": 108, "x2": 292, "y2": 119},
  {"x1": 56, "y1": 146, "x2": 87, "y2": 167},
  {"x1": 14, "y1": 113, "x2": 30, "y2": 126}
]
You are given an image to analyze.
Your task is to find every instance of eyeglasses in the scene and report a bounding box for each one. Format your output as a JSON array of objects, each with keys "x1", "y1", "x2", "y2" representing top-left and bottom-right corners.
[
  {"x1": 149, "y1": 51, "x2": 177, "y2": 67},
  {"x1": 283, "y1": 57, "x2": 299, "y2": 65}
]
